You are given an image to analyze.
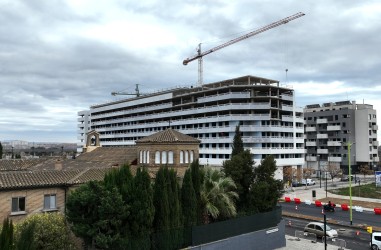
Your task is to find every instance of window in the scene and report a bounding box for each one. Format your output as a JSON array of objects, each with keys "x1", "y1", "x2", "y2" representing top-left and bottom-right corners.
[
  {"x1": 185, "y1": 151, "x2": 189, "y2": 163},
  {"x1": 139, "y1": 151, "x2": 143, "y2": 163},
  {"x1": 146, "y1": 151, "x2": 150, "y2": 164},
  {"x1": 44, "y1": 194, "x2": 57, "y2": 210},
  {"x1": 168, "y1": 151, "x2": 174, "y2": 164},
  {"x1": 155, "y1": 151, "x2": 160, "y2": 164},
  {"x1": 190, "y1": 150, "x2": 194, "y2": 163},
  {"x1": 180, "y1": 151, "x2": 184, "y2": 164},
  {"x1": 12, "y1": 197, "x2": 25, "y2": 213},
  {"x1": 161, "y1": 151, "x2": 167, "y2": 164}
]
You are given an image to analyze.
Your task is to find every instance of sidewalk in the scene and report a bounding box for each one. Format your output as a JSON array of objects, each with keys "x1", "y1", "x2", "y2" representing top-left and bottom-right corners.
[{"x1": 277, "y1": 235, "x2": 350, "y2": 250}]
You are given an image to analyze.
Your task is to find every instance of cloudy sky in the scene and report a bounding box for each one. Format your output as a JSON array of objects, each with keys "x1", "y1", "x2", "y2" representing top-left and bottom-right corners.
[{"x1": 1, "y1": 0, "x2": 381, "y2": 143}]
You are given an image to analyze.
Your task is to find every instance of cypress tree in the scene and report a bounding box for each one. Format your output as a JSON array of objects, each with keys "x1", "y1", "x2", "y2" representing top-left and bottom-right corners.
[
  {"x1": 190, "y1": 160, "x2": 202, "y2": 224},
  {"x1": 181, "y1": 168, "x2": 197, "y2": 228},
  {"x1": 0, "y1": 142, "x2": 3, "y2": 159},
  {"x1": 0, "y1": 217, "x2": 14, "y2": 250},
  {"x1": 152, "y1": 166, "x2": 170, "y2": 249},
  {"x1": 129, "y1": 167, "x2": 154, "y2": 249},
  {"x1": 231, "y1": 125, "x2": 244, "y2": 157},
  {"x1": 168, "y1": 168, "x2": 182, "y2": 249}
]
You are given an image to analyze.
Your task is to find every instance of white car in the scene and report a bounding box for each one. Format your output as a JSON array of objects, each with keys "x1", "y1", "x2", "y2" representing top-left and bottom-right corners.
[
  {"x1": 371, "y1": 232, "x2": 381, "y2": 250},
  {"x1": 304, "y1": 222, "x2": 338, "y2": 238},
  {"x1": 302, "y1": 179, "x2": 316, "y2": 186}
]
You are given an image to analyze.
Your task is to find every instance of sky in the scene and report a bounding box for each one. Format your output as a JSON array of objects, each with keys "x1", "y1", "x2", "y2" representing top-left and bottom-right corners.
[{"x1": 1, "y1": 0, "x2": 381, "y2": 143}]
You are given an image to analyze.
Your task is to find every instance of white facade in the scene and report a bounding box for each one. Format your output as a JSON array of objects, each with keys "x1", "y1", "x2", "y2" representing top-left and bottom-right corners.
[{"x1": 77, "y1": 75, "x2": 305, "y2": 176}]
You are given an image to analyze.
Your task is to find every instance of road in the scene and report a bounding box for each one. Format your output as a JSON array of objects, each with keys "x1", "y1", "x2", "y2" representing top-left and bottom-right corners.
[
  {"x1": 284, "y1": 216, "x2": 369, "y2": 250},
  {"x1": 282, "y1": 202, "x2": 380, "y2": 228}
]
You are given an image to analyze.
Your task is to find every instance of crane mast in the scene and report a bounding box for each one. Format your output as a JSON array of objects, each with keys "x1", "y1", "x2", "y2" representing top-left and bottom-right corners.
[{"x1": 183, "y1": 12, "x2": 305, "y2": 85}]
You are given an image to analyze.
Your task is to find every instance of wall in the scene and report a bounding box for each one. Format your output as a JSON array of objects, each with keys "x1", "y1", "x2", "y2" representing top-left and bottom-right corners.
[
  {"x1": 0, "y1": 187, "x2": 66, "y2": 223},
  {"x1": 189, "y1": 220, "x2": 286, "y2": 250}
]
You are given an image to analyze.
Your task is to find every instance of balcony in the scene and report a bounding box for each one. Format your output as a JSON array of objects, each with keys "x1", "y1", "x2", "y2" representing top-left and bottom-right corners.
[
  {"x1": 374, "y1": 157, "x2": 380, "y2": 162},
  {"x1": 306, "y1": 141, "x2": 317, "y2": 147},
  {"x1": 280, "y1": 94, "x2": 293, "y2": 101},
  {"x1": 306, "y1": 156, "x2": 317, "y2": 161},
  {"x1": 373, "y1": 141, "x2": 379, "y2": 146},
  {"x1": 327, "y1": 141, "x2": 342, "y2": 146},
  {"x1": 317, "y1": 133, "x2": 328, "y2": 139},
  {"x1": 327, "y1": 125, "x2": 341, "y2": 131},
  {"x1": 328, "y1": 156, "x2": 342, "y2": 162},
  {"x1": 306, "y1": 127, "x2": 316, "y2": 132},
  {"x1": 373, "y1": 125, "x2": 379, "y2": 130},
  {"x1": 316, "y1": 118, "x2": 328, "y2": 124},
  {"x1": 317, "y1": 149, "x2": 328, "y2": 154}
]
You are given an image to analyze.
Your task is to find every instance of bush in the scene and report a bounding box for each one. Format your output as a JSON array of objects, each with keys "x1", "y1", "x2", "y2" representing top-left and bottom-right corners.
[{"x1": 15, "y1": 213, "x2": 77, "y2": 250}]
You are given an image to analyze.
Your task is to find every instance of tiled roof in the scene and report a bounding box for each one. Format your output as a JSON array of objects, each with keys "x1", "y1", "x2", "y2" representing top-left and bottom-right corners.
[
  {"x1": 0, "y1": 168, "x2": 115, "y2": 190},
  {"x1": 136, "y1": 128, "x2": 200, "y2": 144},
  {"x1": 0, "y1": 159, "x2": 50, "y2": 171},
  {"x1": 0, "y1": 170, "x2": 81, "y2": 189}
]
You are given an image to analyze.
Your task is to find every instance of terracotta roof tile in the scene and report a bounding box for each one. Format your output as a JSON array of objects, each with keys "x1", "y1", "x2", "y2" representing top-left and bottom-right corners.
[{"x1": 136, "y1": 128, "x2": 200, "y2": 143}]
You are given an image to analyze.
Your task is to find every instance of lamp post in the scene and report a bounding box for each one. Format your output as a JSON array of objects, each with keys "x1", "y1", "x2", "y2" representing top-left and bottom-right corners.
[
  {"x1": 317, "y1": 154, "x2": 321, "y2": 188},
  {"x1": 342, "y1": 141, "x2": 354, "y2": 225}
]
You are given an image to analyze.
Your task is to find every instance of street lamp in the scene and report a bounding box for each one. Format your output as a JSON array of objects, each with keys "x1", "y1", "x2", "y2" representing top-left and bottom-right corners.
[
  {"x1": 342, "y1": 141, "x2": 355, "y2": 225},
  {"x1": 317, "y1": 154, "x2": 321, "y2": 188}
]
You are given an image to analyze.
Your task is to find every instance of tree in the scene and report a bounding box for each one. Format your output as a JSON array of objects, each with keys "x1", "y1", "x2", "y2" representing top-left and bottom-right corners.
[
  {"x1": 128, "y1": 167, "x2": 154, "y2": 249},
  {"x1": 200, "y1": 167, "x2": 238, "y2": 224},
  {"x1": 325, "y1": 164, "x2": 342, "y2": 182},
  {"x1": 167, "y1": 168, "x2": 183, "y2": 249},
  {"x1": 0, "y1": 217, "x2": 14, "y2": 250},
  {"x1": 181, "y1": 168, "x2": 197, "y2": 227},
  {"x1": 247, "y1": 155, "x2": 284, "y2": 213},
  {"x1": 231, "y1": 125, "x2": 244, "y2": 157},
  {"x1": 190, "y1": 160, "x2": 202, "y2": 224},
  {"x1": 359, "y1": 164, "x2": 374, "y2": 180},
  {"x1": 15, "y1": 220, "x2": 36, "y2": 250},
  {"x1": 66, "y1": 181, "x2": 127, "y2": 249},
  {"x1": 222, "y1": 150, "x2": 254, "y2": 210},
  {"x1": 15, "y1": 213, "x2": 75, "y2": 250},
  {"x1": 0, "y1": 142, "x2": 3, "y2": 159}
]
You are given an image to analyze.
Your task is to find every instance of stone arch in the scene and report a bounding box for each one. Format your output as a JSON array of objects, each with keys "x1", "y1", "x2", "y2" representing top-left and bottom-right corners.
[{"x1": 86, "y1": 130, "x2": 100, "y2": 147}]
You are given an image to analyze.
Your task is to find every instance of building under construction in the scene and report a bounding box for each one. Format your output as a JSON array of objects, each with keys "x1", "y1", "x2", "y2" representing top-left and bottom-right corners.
[{"x1": 78, "y1": 75, "x2": 305, "y2": 179}]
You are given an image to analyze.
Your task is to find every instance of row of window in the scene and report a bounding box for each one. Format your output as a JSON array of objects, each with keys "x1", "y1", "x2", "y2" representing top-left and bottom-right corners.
[
  {"x1": 11, "y1": 194, "x2": 56, "y2": 214},
  {"x1": 139, "y1": 150, "x2": 195, "y2": 164}
]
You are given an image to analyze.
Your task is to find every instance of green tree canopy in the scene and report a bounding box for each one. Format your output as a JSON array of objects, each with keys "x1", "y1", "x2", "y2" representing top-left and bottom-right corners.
[
  {"x1": 247, "y1": 155, "x2": 284, "y2": 213},
  {"x1": 222, "y1": 150, "x2": 254, "y2": 210},
  {"x1": 15, "y1": 213, "x2": 75, "y2": 250},
  {"x1": 200, "y1": 168, "x2": 238, "y2": 224},
  {"x1": 231, "y1": 125, "x2": 244, "y2": 157},
  {"x1": 0, "y1": 217, "x2": 14, "y2": 250},
  {"x1": 66, "y1": 181, "x2": 127, "y2": 249},
  {"x1": 181, "y1": 168, "x2": 197, "y2": 227}
]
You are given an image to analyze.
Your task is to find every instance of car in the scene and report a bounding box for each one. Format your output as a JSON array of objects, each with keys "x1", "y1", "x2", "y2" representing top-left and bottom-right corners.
[
  {"x1": 341, "y1": 175, "x2": 359, "y2": 182},
  {"x1": 302, "y1": 179, "x2": 316, "y2": 186},
  {"x1": 304, "y1": 222, "x2": 338, "y2": 238},
  {"x1": 370, "y1": 232, "x2": 381, "y2": 250},
  {"x1": 291, "y1": 181, "x2": 303, "y2": 187}
]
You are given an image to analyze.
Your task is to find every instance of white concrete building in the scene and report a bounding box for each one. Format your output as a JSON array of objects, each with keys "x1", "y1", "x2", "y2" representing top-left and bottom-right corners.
[{"x1": 77, "y1": 75, "x2": 305, "y2": 179}]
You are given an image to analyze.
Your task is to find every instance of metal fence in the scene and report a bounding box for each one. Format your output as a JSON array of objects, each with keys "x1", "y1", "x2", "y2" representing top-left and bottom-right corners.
[{"x1": 191, "y1": 206, "x2": 282, "y2": 246}]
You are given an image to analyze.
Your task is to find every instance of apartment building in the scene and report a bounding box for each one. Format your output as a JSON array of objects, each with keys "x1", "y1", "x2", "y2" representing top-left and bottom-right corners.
[
  {"x1": 304, "y1": 101, "x2": 379, "y2": 173},
  {"x1": 78, "y1": 75, "x2": 305, "y2": 178}
]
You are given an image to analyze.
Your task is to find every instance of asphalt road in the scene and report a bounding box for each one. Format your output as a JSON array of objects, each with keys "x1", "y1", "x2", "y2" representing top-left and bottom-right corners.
[
  {"x1": 284, "y1": 216, "x2": 369, "y2": 250},
  {"x1": 281, "y1": 202, "x2": 381, "y2": 228}
]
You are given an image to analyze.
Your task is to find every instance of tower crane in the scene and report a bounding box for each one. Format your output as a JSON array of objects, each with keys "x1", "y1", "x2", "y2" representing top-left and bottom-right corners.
[
  {"x1": 111, "y1": 84, "x2": 142, "y2": 97},
  {"x1": 183, "y1": 12, "x2": 305, "y2": 85}
]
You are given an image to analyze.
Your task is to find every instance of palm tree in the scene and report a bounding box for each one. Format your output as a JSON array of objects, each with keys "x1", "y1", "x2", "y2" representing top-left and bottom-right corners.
[{"x1": 200, "y1": 167, "x2": 238, "y2": 224}]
